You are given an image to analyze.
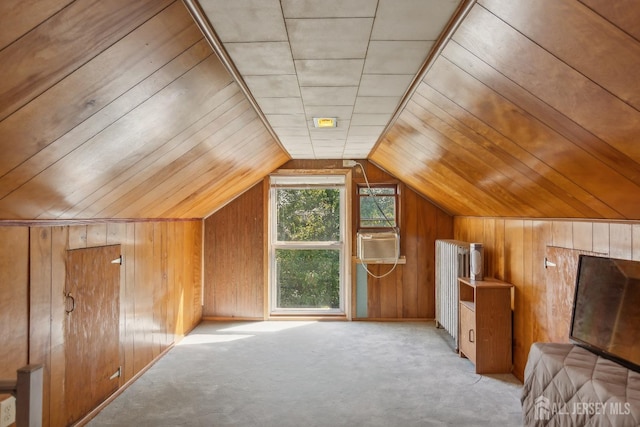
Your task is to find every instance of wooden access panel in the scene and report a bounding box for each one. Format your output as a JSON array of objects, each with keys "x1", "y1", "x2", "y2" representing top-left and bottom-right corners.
[
  {"x1": 544, "y1": 246, "x2": 602, "y2": 344},
  {"x1": 64, "y1": 244, "x2": 121, "y2": 425}
]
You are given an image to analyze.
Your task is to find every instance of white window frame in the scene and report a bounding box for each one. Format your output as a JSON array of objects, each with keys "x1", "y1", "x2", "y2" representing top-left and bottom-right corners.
[{"x1": 268, "y1": 172, "x2": 350, "y2": 317}]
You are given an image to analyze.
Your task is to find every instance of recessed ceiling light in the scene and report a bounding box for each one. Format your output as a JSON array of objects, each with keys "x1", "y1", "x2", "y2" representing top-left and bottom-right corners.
[{"x1": 313, "y1": 117, "x2": 337, "y2": 128}]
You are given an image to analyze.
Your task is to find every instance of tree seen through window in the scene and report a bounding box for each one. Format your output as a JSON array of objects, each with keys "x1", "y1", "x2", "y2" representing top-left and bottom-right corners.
[
  {"x1": 359, "y1": 185, "x2": 397, "y2": 229},
  {"x1": 275, "y1": 187, "x2": 341, "y2": 309}
]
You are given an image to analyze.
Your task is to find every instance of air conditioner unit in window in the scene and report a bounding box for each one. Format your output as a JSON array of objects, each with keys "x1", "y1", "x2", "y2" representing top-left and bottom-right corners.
[{"x1": 357, "y1": 231, "x2": 400, "y2": 263}]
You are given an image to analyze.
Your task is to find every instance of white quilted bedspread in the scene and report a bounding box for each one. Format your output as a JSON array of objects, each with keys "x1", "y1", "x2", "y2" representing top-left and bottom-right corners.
[{"x1": 522, "y1": 343, "x2": 640, "y2": 426}]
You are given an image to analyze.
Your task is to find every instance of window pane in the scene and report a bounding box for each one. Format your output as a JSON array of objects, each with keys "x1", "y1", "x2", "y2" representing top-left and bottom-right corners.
[
  {"x1": 360, "y1": 195, "x2": 396, "y2": 227},
  {"x1": 277, "y1": 188, "x2": 340, "y2": 241},
  {"x1": 359, "y1": 187, "x2": 395, "y2": 195},
  {"x1": 276, "y1": 249, "x2": 340, "y2": 309}
]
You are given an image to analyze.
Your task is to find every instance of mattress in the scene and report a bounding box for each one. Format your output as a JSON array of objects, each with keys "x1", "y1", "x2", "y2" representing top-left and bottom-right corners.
[{"x1": 522, "y1": 343, "x2": 640, "y2": 426}]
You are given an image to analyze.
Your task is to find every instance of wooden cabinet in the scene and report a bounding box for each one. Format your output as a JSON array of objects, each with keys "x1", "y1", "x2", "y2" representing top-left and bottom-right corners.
[
  {"x1": 459, "y1": 302, "x2": 476, "y2": 363},
  {"x1": 458, "y1": 277, "x2": 514, "y2": 374}
]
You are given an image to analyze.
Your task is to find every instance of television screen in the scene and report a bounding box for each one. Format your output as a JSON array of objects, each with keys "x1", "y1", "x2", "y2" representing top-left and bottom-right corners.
[{"x1": 570, "y1": 255, "x2": 640, "y2": 371}]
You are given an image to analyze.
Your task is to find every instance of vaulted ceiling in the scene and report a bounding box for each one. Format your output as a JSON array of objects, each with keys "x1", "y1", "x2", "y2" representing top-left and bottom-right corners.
[
  {"x1": 0, "y1": 0, "x2": 639, "y2": 221},
  {"x1": 194, "y1": 0, "x2": 461, "y2": 159}
]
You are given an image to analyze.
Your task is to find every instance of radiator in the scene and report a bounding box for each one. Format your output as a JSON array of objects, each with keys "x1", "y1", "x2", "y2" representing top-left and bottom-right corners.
[{"x1": 435, "y1": 240, "x2": 470, "y2": 347}]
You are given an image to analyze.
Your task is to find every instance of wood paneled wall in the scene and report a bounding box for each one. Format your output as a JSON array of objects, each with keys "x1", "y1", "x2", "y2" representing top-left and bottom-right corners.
[
  {"x1": 355, "y1": 162, "x2": 453, "y2": 319},
  {"x1": 454, "y1": 216, "x2": 640, "y2": 381},
  {"x1": 203, "y1": 160, "x2": 453, "y2": 319},
  {"x1": 0, "y1": 227, "x2": 29, "y2": 379},
  {"x1": 203, "y1": 182, "x2": 265, "y2": 319},
  {"x1": 0, "y1": 220, "x2": 202, "y2": 426}
]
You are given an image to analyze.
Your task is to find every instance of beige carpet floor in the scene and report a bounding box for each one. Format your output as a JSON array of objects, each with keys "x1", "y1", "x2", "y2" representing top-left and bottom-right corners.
[{"x1": 88, "y1": 321, "x2": 523, "y2": 426}]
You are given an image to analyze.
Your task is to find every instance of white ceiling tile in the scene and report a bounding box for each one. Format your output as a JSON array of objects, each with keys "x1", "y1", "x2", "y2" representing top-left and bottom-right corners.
[
  {"x1": 347, "y1": 135, "x2": 378, "y2": 144},
  {"x1": 288, "y1": 154, "x2": 316, "y2": 159},
  {"x1": 285, "y1": 151, "x2": 316, "y2": 159},
  {"x1": 313, "y1": 149, "x2": 344, "y2": 155},
  {"x1": 343, "y1": 148, "x2": 376, "y2": 156},
  {"x1": 343, "y1": 151, "x2": 371, "y2": 157},
  {"x1": 313, "y1": 149, "x2": 345, "y2": 157},
  {"x1": 351, "y1": 113, "x2": 393, "y2": 126},
  {"x1": 305, "y1": 105, "x2": 354, "y2": 120},
  {"x1": 279, "y1": 135, "x2": 312, "y2": 145},
  {"x1": 296, "y1": 59, "x2": 364, "y2": 86},
  {"x1": 255, "y1": 97, "x2": 304, "y2": 114},
  {"x1": 287, "y1": 18, "x2": 373, "y2": 59},
  {"x1": 358, "y1": 74, "x2": 414, "y2": 96},
  {"x1": 285, "y1": 148, "x2": 315, "y2": 154},
  {"x1": 225, "y1": 42, "x2": 295, "y2": 75},
  {"x1": 345, "y1": 143, "x2": 377, "y2": 151},
  {"x1": 314, "y1": 151, "x2": 344, "y2": 158},
  {"x1": 301, "y1": 86, "x2": 358, "y2": 106},
  {"x1": 310, "y1": 128, "x2": 349, "y2": 139},
  {"x1": 371, "y1": 0, "x2": 461, "y2": 40},
  {"x1": 278, "y1": 136, "x2": 314, "y2": 155},
  {"x1": 344, "y1": 141, "x2": 375, "y2": 148},
  {"x1": 275, "y1": 127, "x2": 311, "y2": 136},
  {"x1": 348, "y1": 125, "x2": 386, "y2": 136},
  {"x1": 283, "y1": 145, "x2": 313, "y2": 151},
  {"x1": 346, "y1": 143, "x2": 375, "y2": 148},
  {"x1": 265, "y1": 114, "x2": 308, "y2": 128},
  {"x1": 312, "y1": 138, "x2": 345, "y2": 145},
  {"x1": 364, "y1": 41, "x2": 433, "y2": 74},
  {"x1": 200, "y1": 0, "x2": 287, "y2": 42},
  {"x1": 342, "y1": 149, "x2": 372, "y2": 158},
  {"x1": 286, "y1": 149, "x2": 314, "y2": 154},
  {"x1": 354, "y1": 96, "x2": 402, "y2": 114},
  {"x1": 314, "y1": 153, "x2": 345, "y2": 159},
  {"x1": 343, "y1": 146, "x2": 376, "y2": 154},
  {"x1": 244, "y1": 75, "x2": 300, "y2": 98},
  {"x1": 282, "y1": 0, "x2": 377, "y2": 18},
  {"x1": 201, "y1": 0, "x2": 462, "y2": 159},
  {"x1": 312, "y1": 140, "x2": 346, "y2": 148}
]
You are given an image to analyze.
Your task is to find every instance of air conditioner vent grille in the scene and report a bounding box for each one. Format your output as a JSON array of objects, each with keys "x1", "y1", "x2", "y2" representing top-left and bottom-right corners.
[{"x1": 357, "y1": 232, "x2": 399, "y2": 263}]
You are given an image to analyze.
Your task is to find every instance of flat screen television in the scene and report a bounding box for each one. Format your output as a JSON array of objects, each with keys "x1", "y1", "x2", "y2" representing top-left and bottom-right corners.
[{"x1": 570, "y1": 255, "x2": 640, "y2": 372}]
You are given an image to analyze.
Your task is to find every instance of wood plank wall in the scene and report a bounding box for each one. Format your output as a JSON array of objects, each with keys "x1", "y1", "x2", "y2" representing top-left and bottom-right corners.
[
  {"x1": 454, "y1": 217, "x2": 640, "y2": 381},
  {"x1": 0, "y1": 227, "x2": 29, "y2": 379},
  {"x1": 0, "y1": 220, "x2": 202, "y2": 427},
  {"x1": 356, "y1": 162, "x2": 454, "y2": 319},
  {"x1": 203, "y1": 182, "x2": 265, "y2": 319},
  {"x1": 203, "y1": 160, "x2": 453, "y2": 319}
]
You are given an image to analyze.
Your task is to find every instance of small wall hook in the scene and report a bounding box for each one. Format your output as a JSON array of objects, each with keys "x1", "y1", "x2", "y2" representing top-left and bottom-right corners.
[{"x1": 544, "y1": 257, "x2": 556, "y2": 268}]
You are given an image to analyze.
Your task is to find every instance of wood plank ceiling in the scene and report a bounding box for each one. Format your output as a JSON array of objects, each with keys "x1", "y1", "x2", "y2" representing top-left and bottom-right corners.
[
  {"x1": 0, "y1": 0, "x2": 289, "y2": 220},
  {"x1": 1, "y1": 0, "x2": 639, "y2": 220},
  {"x1": 371, "y1": 0, "x2": 640, "y2": 219}
]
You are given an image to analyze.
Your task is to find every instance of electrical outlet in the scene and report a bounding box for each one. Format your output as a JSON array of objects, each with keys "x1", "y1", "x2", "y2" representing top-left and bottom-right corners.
[
  {"x1": 342, "y1": 159, "x2": 357, "y2": 167},
  {"x1": 0, "y1": 395, "x2": 16, "y2": 427}
]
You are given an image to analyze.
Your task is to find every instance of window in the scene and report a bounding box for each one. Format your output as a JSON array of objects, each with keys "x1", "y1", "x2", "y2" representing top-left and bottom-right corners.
[
  {"x1": 269, "y1": 174, "x2": 347, "y2": 315},
  {"x1": 358, "y1": 184, "x2": 398, "y2": 230}
]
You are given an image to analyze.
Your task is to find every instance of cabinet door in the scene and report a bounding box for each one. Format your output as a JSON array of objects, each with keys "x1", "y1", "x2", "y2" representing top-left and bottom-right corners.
[{"x1": 459, "y1": 302, "x2": 476, "y2": 364}]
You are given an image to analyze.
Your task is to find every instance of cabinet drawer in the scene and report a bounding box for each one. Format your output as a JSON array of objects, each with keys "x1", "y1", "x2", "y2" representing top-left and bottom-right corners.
[{"x1": 459, "y1": 302, "x2": 476, "y2": 363}]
